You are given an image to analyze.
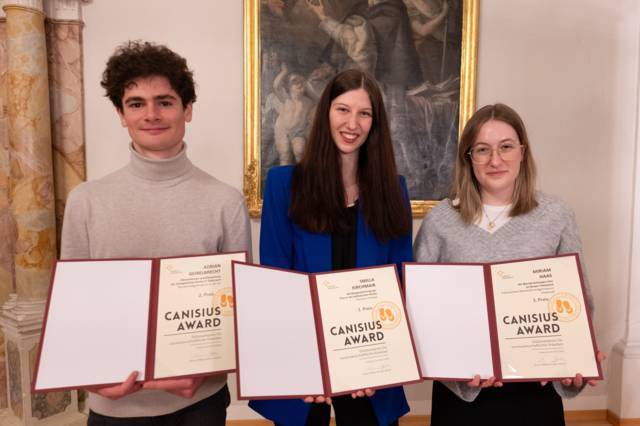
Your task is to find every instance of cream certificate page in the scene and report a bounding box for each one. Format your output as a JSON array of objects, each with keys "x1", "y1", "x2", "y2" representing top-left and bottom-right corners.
[
  {"x1": 154, "y1": 252, "x2": 246, "y2": 378},
  {"x1": 490, "y1": 255, "x2": 599, "y2": 379},
  {"x1": 314, "y1": 266, "x2": 420, "y2": 394}
]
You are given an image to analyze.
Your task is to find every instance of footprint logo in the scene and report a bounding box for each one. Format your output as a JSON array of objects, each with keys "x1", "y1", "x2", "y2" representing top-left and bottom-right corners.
[
  {"x1": 214, "y1": 287, "x2": 235, "y2": 316},
  {"x1": 373, "y1": 302, "x2": 401, "y2": 329},
  {"x1": 548, "y1": 293, "x2": 581, "y2": 322},
  {"x1": 385, "y1": 308, "x2": 395, "y2": 321}
]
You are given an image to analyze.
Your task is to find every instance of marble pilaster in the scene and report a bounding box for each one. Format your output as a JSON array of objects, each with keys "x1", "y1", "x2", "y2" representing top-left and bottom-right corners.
[
  {"x1": 2, "y1": 2, "x2": 67, "y2": 423},
  {"x1": 45, "y1": 18, "x2": 85, "y2": 251},
  {"x1": 4, "y1": 3, "x2": 57, "y2": 300},
  {"x1": 0, "y1": 295, "x2": 84, "y2": 425},
  {"x1": 0, "y1": 14, "x2": 14, "y2": 411},
  {"x1": 1, "y1": 0, "x2": 86, "y2": 421}
]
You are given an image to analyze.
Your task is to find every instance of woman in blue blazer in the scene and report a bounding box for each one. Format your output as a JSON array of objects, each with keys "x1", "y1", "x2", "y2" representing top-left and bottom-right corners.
[{"x1": 249, "y1": 69, "x2": 413, "y2": 426}]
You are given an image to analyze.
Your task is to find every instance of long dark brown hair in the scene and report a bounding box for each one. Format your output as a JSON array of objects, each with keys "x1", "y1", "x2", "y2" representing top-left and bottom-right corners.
[{"x1": 290, "y1": 69, "x2": 410, "y2": 241}]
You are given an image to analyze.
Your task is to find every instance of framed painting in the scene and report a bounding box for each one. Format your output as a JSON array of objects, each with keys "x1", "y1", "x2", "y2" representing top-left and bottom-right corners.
[{"x1": 244, "y1": 0, "x2": 478, "y2": 217}]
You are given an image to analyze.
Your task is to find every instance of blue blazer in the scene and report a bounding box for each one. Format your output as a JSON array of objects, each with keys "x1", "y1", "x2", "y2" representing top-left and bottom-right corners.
[{"x1": 249, "y1": 165, "x2": 413, "y2": 426}]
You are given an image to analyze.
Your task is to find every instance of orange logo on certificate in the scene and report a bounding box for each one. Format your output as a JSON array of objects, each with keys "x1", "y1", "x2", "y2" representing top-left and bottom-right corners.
[
  {"x1": 548, "y1": 292, "x2": 581, "y2": 322},
  {"x1": 496, "y1": 270, "x2": 514, "y2": 280},
  {"x1": 165, "y1": 264, "x2": 181, "y2": 274},
  {"x1": 213, "y1": 287, "x2": 234, "y2": 316},
  {"x1": 373, "y1": 301, "x2": 401, "y2": 329},
  {"x1": 322, "y1": 280, "x2": 338, "y2": 290}
]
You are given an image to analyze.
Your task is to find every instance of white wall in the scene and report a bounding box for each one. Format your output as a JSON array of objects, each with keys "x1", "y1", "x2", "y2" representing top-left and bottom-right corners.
[
  {"x1": 80, "y1": 0, "x2": 639, "y2": 419},
  {"x1": 474, "y1": 0, "x2": 640, "y2": 412}
]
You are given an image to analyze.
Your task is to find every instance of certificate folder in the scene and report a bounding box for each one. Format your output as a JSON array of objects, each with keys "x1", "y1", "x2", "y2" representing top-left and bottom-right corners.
[
  {"x1": 33, "y1": 251, "x2": 247, "y2": 393},
  {"x1": 232, "y1": 262, "x2": 422, "y2": 399},
  {"x1": 404, "y1": 254, "x2": 602, "y2": 382}
]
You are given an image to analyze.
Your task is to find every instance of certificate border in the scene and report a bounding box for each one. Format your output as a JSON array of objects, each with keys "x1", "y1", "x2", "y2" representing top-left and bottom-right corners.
[
  {"x1": 232, "y1": 261, "x2": 326, "y2": 400},
  {"x1": 488, "y1": 253, "x2": 602, "y2": 382},
  {"x1": 32, "y1": 257, "x2": 154, "y2": 393},
  {"x1": 33, "y1": 252, "x2": 248, "y2": 393},
  {"x1": 402, "y1": 261, "x2": 493, "y2": 382},
  {"x1": 232, "y1": 262, "x2": 422, "y2": 399},
  {"x1": 312, "y1": 264, "x2": 423, "y2": 397},
  {"x1": 402, "y1": 254, "x2": 602, "y2": 382},
  {"x1": 482, "y1": 264, "x2": 502, "y2": 380},
  {"x1": 149, "y1": 251, "x2": 248, "y2": 381},
  {"x1": 146, "y1": 259, "x2": 160, "y2": 381},
  {"x1": 308, "y1": 275, "x2": 331, "y2": 396}
]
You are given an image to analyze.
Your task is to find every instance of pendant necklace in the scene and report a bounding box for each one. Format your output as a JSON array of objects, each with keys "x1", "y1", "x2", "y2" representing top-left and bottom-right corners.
[
  {"x1": 483, "y1": 204, "x2": 509, "y2": 231},
  {"x1": 345, "y1": 183, "x2": 359, "y2": 207}
]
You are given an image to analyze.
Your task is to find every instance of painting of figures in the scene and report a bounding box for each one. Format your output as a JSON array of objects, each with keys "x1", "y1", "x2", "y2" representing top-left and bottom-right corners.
[{"x1": 245, "y1": 0, "x2": 478, "y2": 216}]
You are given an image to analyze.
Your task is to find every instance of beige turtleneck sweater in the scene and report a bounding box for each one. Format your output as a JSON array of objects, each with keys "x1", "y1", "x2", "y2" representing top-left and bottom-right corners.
[{"x1": 60, "y1": 144, "x2": 251, "y2": 417}]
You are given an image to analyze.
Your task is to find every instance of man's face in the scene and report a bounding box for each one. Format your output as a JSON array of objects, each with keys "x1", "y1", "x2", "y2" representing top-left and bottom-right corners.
[{"x1": 118, "y1": 75, "x2": 192, "y2": 159}]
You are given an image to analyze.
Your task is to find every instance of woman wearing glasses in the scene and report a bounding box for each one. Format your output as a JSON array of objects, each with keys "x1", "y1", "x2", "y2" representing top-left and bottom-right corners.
[{"x1": 414, "y1": 103, "x2": 600, "y2": 425}]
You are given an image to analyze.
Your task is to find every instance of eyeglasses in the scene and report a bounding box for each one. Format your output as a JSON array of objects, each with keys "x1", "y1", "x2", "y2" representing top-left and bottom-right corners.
[{"x1": 467, "y1": 142, "x2": 523, "y2": 164}]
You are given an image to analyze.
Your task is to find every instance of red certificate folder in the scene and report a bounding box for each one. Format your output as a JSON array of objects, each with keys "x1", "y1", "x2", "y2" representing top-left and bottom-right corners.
[
  {"x1": 33, "y1": 251, "x2": 246, "y2": 392},
  {"x1": 404, "y1": 253, "x2": 602, "y2": 382},
  {"x1": 232, "y1": 262, "x2": 422, "y2": 399}
]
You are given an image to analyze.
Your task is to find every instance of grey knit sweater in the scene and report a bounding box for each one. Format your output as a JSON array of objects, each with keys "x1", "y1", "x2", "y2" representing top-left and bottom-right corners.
[
  {"x1": 61, "y1": 144, "x2": 251, "y2": 417},
  {"x1": 413, "y1": 192, "x2": 593, "y2": 402}
]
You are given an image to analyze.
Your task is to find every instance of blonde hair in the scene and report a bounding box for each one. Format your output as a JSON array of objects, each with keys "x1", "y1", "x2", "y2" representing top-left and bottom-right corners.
[{"x1": 451, "y1": 103, "x2": 538, "y2": 223}]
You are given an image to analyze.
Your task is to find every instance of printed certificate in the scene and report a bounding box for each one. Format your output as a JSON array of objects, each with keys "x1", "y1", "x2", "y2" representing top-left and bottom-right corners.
[
  {"x1": 33, "y1": 251, "x2": 246, "y2": 392},
  {"x1": 233, "y1": 263, "x2": 422, "y2": 399},
  {"x1": 152, "y1": 252, "x2": 246, "y2": 378},
  {"x1": 404, "y1": 254, "x2": 601, "y2": 382}
]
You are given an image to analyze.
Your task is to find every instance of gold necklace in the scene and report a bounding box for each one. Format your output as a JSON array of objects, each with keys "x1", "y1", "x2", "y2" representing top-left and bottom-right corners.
[{"x1": 482, "y1": 204, "x2": 509, "y2": 231}]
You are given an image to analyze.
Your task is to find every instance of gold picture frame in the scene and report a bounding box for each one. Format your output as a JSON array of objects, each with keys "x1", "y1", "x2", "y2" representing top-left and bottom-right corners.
[{"x1": 244, "y1": 0, "x2": 478, "y2": 218}]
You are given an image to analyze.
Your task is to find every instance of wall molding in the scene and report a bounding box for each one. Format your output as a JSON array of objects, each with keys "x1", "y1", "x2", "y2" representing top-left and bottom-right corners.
[{"x1": 608, "y1": 410, "x2": 640, "y2": 426}]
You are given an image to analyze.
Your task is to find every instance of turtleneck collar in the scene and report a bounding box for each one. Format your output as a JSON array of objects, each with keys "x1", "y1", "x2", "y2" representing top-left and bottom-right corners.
[{"x1": 127, "y1": 142, "x2": 193, "y2": 181}]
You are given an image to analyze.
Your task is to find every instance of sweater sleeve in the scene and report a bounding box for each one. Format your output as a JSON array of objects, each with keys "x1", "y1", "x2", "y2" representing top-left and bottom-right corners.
[
  {"x1": 60, "y1": 186, "x2": 90, "y2": 260},
  {"x1": 553, "y1": 203, "x2": 594, "y2": 399},
  {"x1": 221, "y1": 196, "x2": 252, "y2": 262}
]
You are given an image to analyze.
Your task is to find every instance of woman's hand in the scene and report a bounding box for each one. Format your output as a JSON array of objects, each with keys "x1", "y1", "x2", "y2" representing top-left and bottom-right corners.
[
  {"x1": 143, "y1": 376, "x2": 205, "y2": 398},
  {"x1": 85, "y1": 371, "x2": 142, "y2": 400},
  {"x1": 468, "y1": 375, "x2": 503, "y2": 388},
  {"x1": 304, "y1": 395, "x2": 332, "y2": 405},
  {"x1": 558, "y1": 350, "x2": 606, "y2": 388},
  {"x1": 351, "y1": 388, "x2": 375, "y2": 399}
]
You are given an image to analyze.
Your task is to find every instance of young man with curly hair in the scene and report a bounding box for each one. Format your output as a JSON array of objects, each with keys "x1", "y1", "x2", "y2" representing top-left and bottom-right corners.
[{"x1": 60, "y1": 41, "x2": 251, "y2": 425}]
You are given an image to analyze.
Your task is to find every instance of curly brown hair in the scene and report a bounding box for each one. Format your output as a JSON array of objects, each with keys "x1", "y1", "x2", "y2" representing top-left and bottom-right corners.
[{"x1": 101, "y1": 41, "x2": 196, "y2": 111}]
